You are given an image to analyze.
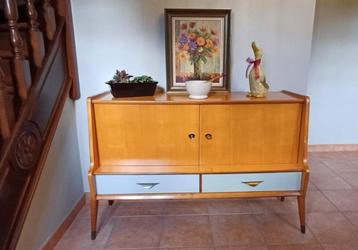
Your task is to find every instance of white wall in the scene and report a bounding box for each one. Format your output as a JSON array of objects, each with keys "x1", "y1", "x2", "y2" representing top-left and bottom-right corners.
[
  {"x1": 71, "y1": 0, "x2": 316, "y2": 191},
  {"x1": 307, "y1": 0, "x2": 358, "y2": 144},
  {"x1": 16, "y1": 98, "x2": 84, "y2": 250}
]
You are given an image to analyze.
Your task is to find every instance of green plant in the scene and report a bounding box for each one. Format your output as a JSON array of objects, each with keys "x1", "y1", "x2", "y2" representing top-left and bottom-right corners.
[
  {"x1": 131, "y1": 75, "x2": 154, "y2": 83},
  {"x1": 106, "y1": 70, "x2": 156, "y2": 84},
  {"x1": 107, "y1": 70, "x2": 132, "y2": 84}
]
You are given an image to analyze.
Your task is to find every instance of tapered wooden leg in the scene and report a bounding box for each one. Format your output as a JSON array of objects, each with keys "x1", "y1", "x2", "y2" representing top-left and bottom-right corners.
[
  {"x1": 90, "y1": 197, "x2": 98, "y2": 240},
  {"x1": 108, "y1": 200, "x2": 114, "y2": 206},
  {"x1": 297, "y1": 196, "x2": 306, "y2": 234}
]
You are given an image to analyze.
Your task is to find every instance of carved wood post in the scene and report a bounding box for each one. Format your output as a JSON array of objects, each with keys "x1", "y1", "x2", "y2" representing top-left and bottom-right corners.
[
  {"x1": 26, "y1": 0, "x2": 45, "y2": 68},
  {"x1": 3, "y1": 0, "x2": 31, "y2": 102},
  {"x1": 43, "y1": 0, "x2": 57, "y2": 41},
  {"x1": 0, "y1": 62, "x2": 15, "y2": 140}
]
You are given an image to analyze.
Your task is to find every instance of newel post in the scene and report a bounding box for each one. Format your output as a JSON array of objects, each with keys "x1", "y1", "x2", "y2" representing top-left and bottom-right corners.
[
  {"x1": 26, "y1": 0, "x2": 45, "y2": 68},
  {"x1": 3, "y1": 0, "x2": 31, "y2": 103}
]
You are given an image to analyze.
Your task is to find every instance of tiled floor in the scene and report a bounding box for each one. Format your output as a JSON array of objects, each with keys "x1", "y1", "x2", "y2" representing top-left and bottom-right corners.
[{"x1": 55, "y1": 152, "x2": 358, "y2": 250}]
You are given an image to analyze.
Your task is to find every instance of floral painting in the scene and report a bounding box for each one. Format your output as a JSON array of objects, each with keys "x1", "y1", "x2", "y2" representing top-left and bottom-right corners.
[
  {"x1": 174, "y1": 18, "x2": 223, "y2": 86},
  {"x1": 165, "y1": 9, "x2": 231, "y2": 91}
]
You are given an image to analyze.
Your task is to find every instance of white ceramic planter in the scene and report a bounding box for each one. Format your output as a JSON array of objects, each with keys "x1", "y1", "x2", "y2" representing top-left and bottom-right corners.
[{"x1": 186, "y1": 80, "x2": 211, "y2": 99}]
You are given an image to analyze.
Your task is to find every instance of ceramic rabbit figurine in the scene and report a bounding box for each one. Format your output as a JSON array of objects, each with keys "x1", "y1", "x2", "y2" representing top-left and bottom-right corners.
[{"x1": 246, "y1": 42, "x2": 269, "y2": 98}]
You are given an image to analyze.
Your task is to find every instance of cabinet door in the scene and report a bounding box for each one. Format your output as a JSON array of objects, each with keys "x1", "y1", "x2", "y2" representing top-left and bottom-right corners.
[
  {"x1": 94, "y1": 104, "x2": 199, "y2": 167},
  {"x1": 200, "y1": 104, "x2": 302, "y2": 168}
]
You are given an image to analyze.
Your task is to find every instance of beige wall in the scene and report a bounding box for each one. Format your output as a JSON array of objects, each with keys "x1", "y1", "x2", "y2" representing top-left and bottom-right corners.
[{"x1": 16, "y1": 98, "x2": 84, "y2": 250}]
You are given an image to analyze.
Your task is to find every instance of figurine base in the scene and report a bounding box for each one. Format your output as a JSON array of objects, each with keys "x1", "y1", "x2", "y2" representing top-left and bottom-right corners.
[{"x1": 247, "y1": 92, "x2": 267, "y2": 98}]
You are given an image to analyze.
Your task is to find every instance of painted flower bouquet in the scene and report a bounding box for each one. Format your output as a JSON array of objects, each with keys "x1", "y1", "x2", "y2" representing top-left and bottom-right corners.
[{"x1": 177, "y1": 22, "x2": 219, "y2": 79}]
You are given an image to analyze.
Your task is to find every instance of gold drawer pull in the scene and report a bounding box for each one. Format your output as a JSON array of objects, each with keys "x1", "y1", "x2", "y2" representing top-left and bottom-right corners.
[
  {"x1": 136, "y1": 183, "x2": 159, "y2": 189},
  {"x1": 205, "y1": 133, "x2": 212, "y2": 140},
  {"x1": 242, "y1": 181, "x2": 263, "y2": 187}
]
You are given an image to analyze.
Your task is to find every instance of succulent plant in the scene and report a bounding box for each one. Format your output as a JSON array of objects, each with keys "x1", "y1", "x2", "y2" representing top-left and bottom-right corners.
[
  {"x1": 130, "y1": 75, "x2": 154, "y2": 83},
  {"x1": 107, "y1": 70, "x2": 132, "y2": 84},
  {"x1": 106, "y1": 69, "x2": 156, "y2": 85}
]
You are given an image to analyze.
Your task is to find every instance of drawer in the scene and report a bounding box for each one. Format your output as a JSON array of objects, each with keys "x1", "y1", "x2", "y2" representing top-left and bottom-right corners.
[
  {"x1": 95, "y1": 174, "x2": 199, "y2": 195},
  {"x1": 202, "y1": 172, "x2": 301, "y2": 192}
]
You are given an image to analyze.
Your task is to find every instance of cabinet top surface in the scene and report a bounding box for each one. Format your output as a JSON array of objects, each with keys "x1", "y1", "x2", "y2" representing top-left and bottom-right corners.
[{"x1": 90, "y1": 91, "x2": 306, "y2": 104}]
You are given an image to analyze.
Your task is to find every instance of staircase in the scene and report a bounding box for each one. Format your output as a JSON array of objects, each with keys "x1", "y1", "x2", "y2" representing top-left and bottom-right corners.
[{"x1": 0, "y1": 1, "x2": 79, "y2": 249}]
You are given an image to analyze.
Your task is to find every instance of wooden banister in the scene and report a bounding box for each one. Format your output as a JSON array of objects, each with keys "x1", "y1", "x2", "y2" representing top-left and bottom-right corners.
[
  {"x1": 0, "y1": 1, "x2": 80, "y2": 249},
  {"x1": 3, "y1": 0, "x2": 31, "y2": 102},
  {"x1": 43, "y1": 0, "x2": 56, "y2": 41},
  {"x1": 26, "y1": 0, "x2": 45, "y2": 68},
  {"x1": 0, "y1": 63, "x2": 15, "y2": 141}
]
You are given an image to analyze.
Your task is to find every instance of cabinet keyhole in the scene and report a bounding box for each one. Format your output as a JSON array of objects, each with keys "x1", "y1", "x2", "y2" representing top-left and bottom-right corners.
[{"x1": 188, "y1": 133, "x2": 195, "y2": 139}]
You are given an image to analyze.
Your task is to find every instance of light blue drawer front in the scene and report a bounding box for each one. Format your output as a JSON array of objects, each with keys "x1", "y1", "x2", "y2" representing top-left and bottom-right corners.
[
  {"x1": 202, "y1": 172, "x2": 302, "y2": 192},
  {"x1": 95, "y1": 174, "x2": 199, "y2": 195}
]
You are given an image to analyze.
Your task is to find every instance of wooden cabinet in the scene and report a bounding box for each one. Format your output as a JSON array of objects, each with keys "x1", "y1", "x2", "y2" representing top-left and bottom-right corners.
[
  {"x1": 200, "y1": 103, "x2": 302, "y2": 168},
  {"x1": 94, "y1": 104, "x2": 199, "y2": 168},
  {"x1": 87, "y1": 91, "x2": 310, "y2": 239}
]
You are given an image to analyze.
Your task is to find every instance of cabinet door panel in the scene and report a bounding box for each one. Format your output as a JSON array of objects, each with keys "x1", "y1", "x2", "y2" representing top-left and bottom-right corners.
[
  {"x1": 94, "y1": 104, "x2": 199, "y2": 166},
  {"x1": 200, "y1": 104, "x2": 302, "y2": 167}
]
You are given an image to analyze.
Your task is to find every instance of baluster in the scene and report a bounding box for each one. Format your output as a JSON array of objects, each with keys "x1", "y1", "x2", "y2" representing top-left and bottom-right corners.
[
  {"x1": 3, "y1": 0, "x2": 32, "y2": 102},
  {"x1": 0, "y1": 62, "x2": 15, "y2": 140},
  {"x1": 26, "y1": 0, "x2": 45, "y2": 68},
  {"x1": 43, "y1": 0, "x2": 57, "y2": 41}
]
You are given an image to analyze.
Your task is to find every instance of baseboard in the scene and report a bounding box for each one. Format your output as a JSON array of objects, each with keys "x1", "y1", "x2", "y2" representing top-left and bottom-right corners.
[
  {"x1": 308, "y1": 144, "x2": 358, "y2": 152},
  {"x1": 41, "y1": 194, "x2": 86, "y2": 250}
]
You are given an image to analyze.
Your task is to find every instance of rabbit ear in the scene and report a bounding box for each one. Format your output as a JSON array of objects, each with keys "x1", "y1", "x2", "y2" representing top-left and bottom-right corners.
[{"x1": 251, "y1": 41, "x2": 258, "y2": 51}]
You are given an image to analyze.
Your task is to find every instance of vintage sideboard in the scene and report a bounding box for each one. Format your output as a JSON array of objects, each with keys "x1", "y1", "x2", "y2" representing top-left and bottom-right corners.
[{"x1": 87, "y1": 91, "x2": 310, "y2": 239}]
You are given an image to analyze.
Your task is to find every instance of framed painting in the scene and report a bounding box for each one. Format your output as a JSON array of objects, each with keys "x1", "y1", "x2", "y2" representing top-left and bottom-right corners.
[{"x1": 165, "y1": 9, "x2": 231, "y2": 92}]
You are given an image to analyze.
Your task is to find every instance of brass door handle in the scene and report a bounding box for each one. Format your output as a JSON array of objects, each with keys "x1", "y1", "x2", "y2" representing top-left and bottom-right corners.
[
  {"x1": 205, "y1": 133, "x2": 212, "y2": 140},
  {"x1": 136, "y1": 183, "x2": 159, "y2": 189},
  {"x1": 242, "y1": 181, "x2": 263, "y2": 187},
  {"x1": 188, "y1": 133, "x2": 195, "y2": 139}
]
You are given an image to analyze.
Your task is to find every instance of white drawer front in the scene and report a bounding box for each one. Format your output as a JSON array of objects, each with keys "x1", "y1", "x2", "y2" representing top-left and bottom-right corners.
[
  {"x1": 202, "y1": 172, "x2": 301, "y2": 192},
  {"x1": 95, "y1": 174, "x2": 199, "y2": 195}
]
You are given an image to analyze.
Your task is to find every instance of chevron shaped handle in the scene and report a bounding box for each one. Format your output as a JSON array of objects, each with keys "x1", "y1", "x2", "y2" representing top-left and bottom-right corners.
[
  {"x1": 242, "y1": 181, "x2": 263, "y2": 187},
  {"x1": 136, "y1": 183, "x2": 160, "y2": 189}
]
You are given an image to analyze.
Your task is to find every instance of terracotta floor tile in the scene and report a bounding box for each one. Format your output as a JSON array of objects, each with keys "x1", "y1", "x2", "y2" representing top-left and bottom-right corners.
[
  {"x1": 55, "y1": 215, "x2": 114, "y2": 250},
  {"x1": 215, "y1": 247, "x2": 268, "y2": 250},
  {"x1": 324, "y1": 159, "x2": 358, "y2": 174},
  {"x1": 339, "y1": 172, "x2": 358, "y2": 189},
  {"x1": 105, "y1": 216, "x2": 163, "y2": 249},
  {"x1": 112, "y1": 200, "x2": 166, "y2": 216},
  {"x1": 307, "y1": 212, "x2": 358, "y2": 243},
  {"x1": 160, "y1": 248, "x2": 215, "y2": 250},
  {"x1": 267, "y1": 244, "x2": 323, "y2": 250},
  {"x1": 255, "y1": 213, "x2": 317, "y2": 245},
  {"x1": 322, "y1": 190, "x2": 358, "y2": 211},
  {"x1": 310, "y1": 174, "x2": 352, "y2": 190},
  {"x1": 164, "y1": 200, "x2": 208, "y2": 215},
  {"x1": 207, "y1": 199, "x2": 253, "y2": 214},
  {"x1": 310, "y1": 162, "x2": 336, "y2": 177},
  {"x1": 210, "y1": 214, "x2": 265, "y2": 246},
  {"x1": 309, "y1": 182, "x2": 318, "y2": 191},
  {"x1": 159, "y1": 215, "x2": 213, "y2": 248},
  {"x1": 249, "y1": 197, "x2": 298, "y2": 214},
  {"x1": 307, "y1": 191, "x2": 338, "y2": 212},
  {"x1": 321, "y1": 241, "x2": 358, "y2": 250},
  {"x1": 343, "y1": 212, "x2": 358, "y2": 228}
]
